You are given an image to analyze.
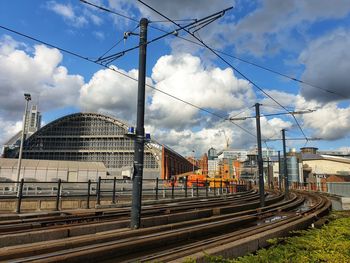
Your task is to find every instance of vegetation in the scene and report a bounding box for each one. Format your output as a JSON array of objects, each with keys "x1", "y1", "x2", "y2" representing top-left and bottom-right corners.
[{"x1": 192, "y1": 212, "x2": 350, "y2": 263}]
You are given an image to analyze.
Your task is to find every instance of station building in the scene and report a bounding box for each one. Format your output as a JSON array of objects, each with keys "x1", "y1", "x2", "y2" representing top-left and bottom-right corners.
[{"x1": 2, "y1": 112, "x2": 193, "y2": 181}]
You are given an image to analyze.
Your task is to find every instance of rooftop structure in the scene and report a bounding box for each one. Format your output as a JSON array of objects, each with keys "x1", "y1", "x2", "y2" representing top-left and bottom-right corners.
[{"x1": 3, "y1": 112, "x2": 192, "y2": 180}]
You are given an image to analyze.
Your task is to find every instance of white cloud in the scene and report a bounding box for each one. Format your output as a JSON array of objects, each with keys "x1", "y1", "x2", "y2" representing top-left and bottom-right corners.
[
  {"x1": 0, "y1": 35, "x2": 83, "y2": 121},
  {"x1": 146, "y1": 120, "x2": 256, "y2": 155},
  {"x1": 148, "y1": 53, "x2": 255, "y2": 130},
  {"x1": 47, "y1": 1, "x2": 103, "y2": 28},
  {"x1": 0, "y1": 118, "x2": 22, "y2": 145},
  {"x1": 302, "y1": 103, "x2": 350, "y2": 140},
  {"x1": 49, "y1": 2, "x2": 75, "y2": 19},
  {"x1": 259, "y1": 89, "x2": 298, "y2": 112},
  {"x1": 261, "y1": 117, "x2": 293, "y2": 140},
  {"x1": 80, "y1": 66, "x2": 153, "y2": 122}
]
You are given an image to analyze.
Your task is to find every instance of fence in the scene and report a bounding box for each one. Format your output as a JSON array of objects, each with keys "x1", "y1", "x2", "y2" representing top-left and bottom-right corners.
[
  {"x1": 0, "y1": 177, "x2": 247, "y2": 213},
  {"x1": 289, "y1": 181, "x2": 350, "y2": 197}
]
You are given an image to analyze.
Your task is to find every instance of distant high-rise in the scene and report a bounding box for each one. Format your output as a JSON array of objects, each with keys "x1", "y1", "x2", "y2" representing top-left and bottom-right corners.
[
  {"x1": 2, "y1": 105, "x2": 41, "y2": 157},
  {"x1": 25, "y1": 105, "x2": 41, "y2": 136},
  {"x1": 208, "y1": 147, "x2": 217, "y2": 160}
]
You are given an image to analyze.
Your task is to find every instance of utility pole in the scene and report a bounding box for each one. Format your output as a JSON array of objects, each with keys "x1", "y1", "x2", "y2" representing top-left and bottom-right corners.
[
  {"x1": 16, "y1": 93, "x2": 31, "y2": 190},
  {"x1": 278, "y1": 150, "x2": 282, "y2": 190},
  {"x1": 130, "y1": 18, "x2": 148, "y2": 229},
  {"x1": 255, "y1": 103, "x2": 265, "y2": 207},
  {"x1": 282, "y1": 129, "x2": 289, "y2": 199},
  {"x1": 192, "y1": 150, "x2": 195, "y2": 174}
]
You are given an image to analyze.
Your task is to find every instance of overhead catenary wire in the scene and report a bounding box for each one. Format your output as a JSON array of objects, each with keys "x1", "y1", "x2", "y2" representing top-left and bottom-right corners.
[
  {"x1": 80, "y1": 0, "x2": 347, "y2": 99},
  {"x1": 97, "y1": 24, "x2": 140, "y2": 61},
  {"x1": 0, "y1": 24, "x2": 256, "y2": 139},
  {"x1": 136, "y1": 0, "x2": 309, "y2": 143},
  {"x1": 97, "y1": 7, "x2": 230, "y2": 65}
]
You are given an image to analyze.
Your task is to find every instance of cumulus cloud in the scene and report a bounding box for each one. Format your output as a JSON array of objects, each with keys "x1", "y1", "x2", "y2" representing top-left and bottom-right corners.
[
  {"x1": 302, "y1": 103, "x2": 350, "y2": 140},
  {"x1": 259, "y1": 89, "x2": 298, "y2": 111},
  {"x1": 299, "y1": 28, "x2": 350, "y2": 103},
  {"x1": 0, "y1": 35, "x2": 83, "y2": 140},
  {"x1": 148, "y1": 53, "x2": 255, "y2": 130},
  {"x1": 80, "y1": 67, "x2": 138, "y2": 121},
  {"x1": 79, "y1": 66, "x2": 154, "y2": 122},
  {"x1": 146, "y1": 120, "x2": 256, "y2": 155}
]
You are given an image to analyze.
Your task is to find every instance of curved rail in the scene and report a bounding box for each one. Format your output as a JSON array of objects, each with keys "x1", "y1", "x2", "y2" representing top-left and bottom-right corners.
[{"x1": 0, "y1": 191, "x2": 331, "y2": 262}]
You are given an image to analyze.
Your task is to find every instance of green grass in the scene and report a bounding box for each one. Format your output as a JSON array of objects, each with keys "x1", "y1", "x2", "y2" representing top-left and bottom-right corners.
[{"x1": 199, "y1": 212, "x2": 350, "y2": 263}]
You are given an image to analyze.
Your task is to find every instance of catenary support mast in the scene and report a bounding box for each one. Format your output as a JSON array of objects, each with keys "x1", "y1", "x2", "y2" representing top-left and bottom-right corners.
[{"x1": 130, "y1": 18, "x2": 148, "y2": 229}]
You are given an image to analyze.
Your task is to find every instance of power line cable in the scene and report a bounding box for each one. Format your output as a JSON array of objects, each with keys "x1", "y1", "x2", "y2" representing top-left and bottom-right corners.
[
  {"x1": 0, "y1": 24, "x2": 256, "y2": 139},
  {"x1": 80, "y1": 0, "x2": 346, "y2": 99},
  {"x1": 136, "y1": 0, "x2": 309, "y2": 143},
  {"x1": 80, "y1": 0, "x2": 138, "y2": 22},
  {"x1": 97, "y1": 8, "x2": 229, "y2": 65},
  {"x1": 97, "y1": 25, "x2": 139, "y2": 61}
]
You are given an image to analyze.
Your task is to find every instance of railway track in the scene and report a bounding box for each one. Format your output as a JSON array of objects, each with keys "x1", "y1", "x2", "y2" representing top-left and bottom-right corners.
[
  {"x1": 0, "y1": 190, "x2": 331, "y2": 262},
  {"x1": 0, "y1": 190, "x2": 260, "y2": 234}
]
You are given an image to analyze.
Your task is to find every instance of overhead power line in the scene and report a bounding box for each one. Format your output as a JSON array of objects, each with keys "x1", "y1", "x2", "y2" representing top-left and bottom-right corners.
[
  {"x1": 264, "y1": 138, "x2": 321, "y2": 141},
  {"x1": 136, "y1": 0, "x2": 309, "y2": 142},
  {"x1": 0, "y1": 24, "x2": 256, "y2": 139},
  {"x1": 97, "y1": 24, "x2": 140, "y2": 61},
  {"x1": 96, "y1": 7, "x2": 230, "y2": 65},
  {"x1": 229, "y1": 109, "x2": 315, "y2": 120},
  {"x1": 80, "y1": 0, "x2": 347, "y2": 99}
]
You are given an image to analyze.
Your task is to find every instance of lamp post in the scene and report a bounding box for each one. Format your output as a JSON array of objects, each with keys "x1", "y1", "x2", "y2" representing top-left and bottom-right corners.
[{"x1": 16, "y1": 93, "x2": 31, "y2": 189}]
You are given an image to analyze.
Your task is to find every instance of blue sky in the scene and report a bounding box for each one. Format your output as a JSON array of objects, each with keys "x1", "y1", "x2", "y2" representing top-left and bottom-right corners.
[{"x1": 0, "y1": 0, "x2": 350, "y2": 156}]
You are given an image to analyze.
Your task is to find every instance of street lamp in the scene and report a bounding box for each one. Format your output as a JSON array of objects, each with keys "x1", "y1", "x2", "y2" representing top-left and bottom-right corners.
[{"x1": 16, "y1": 93, "x2": 31, "y2": 188}]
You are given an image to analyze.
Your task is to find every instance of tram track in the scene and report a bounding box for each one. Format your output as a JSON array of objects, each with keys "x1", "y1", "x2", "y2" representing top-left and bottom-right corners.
[
  {"x1": 0, "y1": 190, "x2": 261, "y2": 235},
  {"x1": 0, "y1": 191, "x2": 329, "y2": 263}
]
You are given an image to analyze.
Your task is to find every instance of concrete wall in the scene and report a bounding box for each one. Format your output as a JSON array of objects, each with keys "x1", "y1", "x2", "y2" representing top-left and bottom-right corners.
[{"x1": 0, "y1": 166, "x2": 106, "y2": 182}]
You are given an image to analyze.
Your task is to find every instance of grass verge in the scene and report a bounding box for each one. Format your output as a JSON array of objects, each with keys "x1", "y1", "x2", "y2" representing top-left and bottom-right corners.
[{"x1": 186, "y1": 211, "x2": 350, "y2": 263}]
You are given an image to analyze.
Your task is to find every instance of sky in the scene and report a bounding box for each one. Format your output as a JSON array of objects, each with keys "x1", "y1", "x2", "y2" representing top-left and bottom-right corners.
[{"x1": 0, "y1": 0, "x2": 350, "y2": 157}]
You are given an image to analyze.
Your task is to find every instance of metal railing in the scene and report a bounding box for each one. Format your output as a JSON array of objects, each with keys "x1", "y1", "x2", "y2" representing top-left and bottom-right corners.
[
  {"x1": 0, "y1": 178, "x2": 248, "y2": 213},
  {"x1": 289, "y1": 181, "x2": 350, "y2": 197}
]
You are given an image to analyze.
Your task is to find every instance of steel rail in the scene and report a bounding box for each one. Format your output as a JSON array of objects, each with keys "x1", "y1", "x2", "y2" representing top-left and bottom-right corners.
[{"x1": 0, "y1": 192, "x2": 311, "y2": 262}]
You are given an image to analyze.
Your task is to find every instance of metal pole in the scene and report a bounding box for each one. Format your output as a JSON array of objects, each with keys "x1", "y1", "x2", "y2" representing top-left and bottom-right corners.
[
  {"x1": 97, "y1": 176, "x2": 101, "y2": 205},
  {"x1": 192, "y1": 150, "x2": 195, "y2": 174},
  {"x1": 16, "y1": 178, "x2": 24, "y2": 213},
  {"x1": 214, "y1": 179, "x2": 216, "y2": 196},
  {"x1": 278, "y1": 150, "x2": 282, "y2": 191},
  {"x1": 205, "y1": 179, "x2": 208, "y2": 197},
  {"x1": 255, "y1": 103, "x2": 265, "y2": 207},
  {"x1": 112, "y1": 177, "x2": 116, "y2": 204},
  {"x1": 16, "y1": 95, "x2": 31, "y2": 189},
  {"x1": 87, "y1": 179, "x2": 91, "y2": 209},
  {"x1": 196, "y1": 178, "x2": 199, "y2": 197},
  {"x1": 55, "y1": 179, "x2": 62, "y2": 211},
  {"x1": 184, "y1": 176, "x2": 188, "y2": 198},
  {"x1": 171, "y1": 179, "x2": 175, "y2": 199},
  {"x1": 282, "y1": 129, "x2": 289, "y2": 199},
  {"x1": 220, "y1": 179, "x2": 223, "y2": 195},
  {"x1": 155, "y1": 178, "x2": 159, "y2": 200},
  {"x1": 131, "y1": 18, "x2": 148, "y2": 229}
]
